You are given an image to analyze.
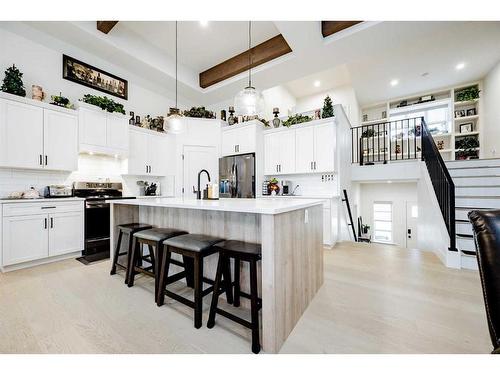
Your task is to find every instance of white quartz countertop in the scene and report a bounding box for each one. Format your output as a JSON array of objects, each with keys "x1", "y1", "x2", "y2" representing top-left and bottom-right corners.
[
  {"x1": 109, "y1": 197, "x2": 324, "y2": 214},
  {"x1": 0, "y1": 197, "x2": 85, "y2": 204}
]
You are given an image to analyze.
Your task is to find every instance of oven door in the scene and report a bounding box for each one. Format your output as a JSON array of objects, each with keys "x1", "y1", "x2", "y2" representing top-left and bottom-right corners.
[{"x1": 85, "y1": 201, "x2": 110, "y2": 240}]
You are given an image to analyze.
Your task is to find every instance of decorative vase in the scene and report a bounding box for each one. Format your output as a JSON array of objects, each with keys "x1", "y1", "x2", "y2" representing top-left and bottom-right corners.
[
  {"x1": 228, "y1": 106, "x2": 236, "y2": 126},
  {"x1": 32, "y1": 85, "x2": 45, "y2": 101},
  {"x1": 272, "y1": 107, "x2": 281, "y2": 128}
]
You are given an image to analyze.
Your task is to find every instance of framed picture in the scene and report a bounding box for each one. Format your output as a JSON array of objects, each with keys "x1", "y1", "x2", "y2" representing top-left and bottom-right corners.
[
  {"x1": 466, "y1": 108, "x2": 477, "y2": 116},
  {"x1": 454, "y1": 109, "x2": 466, "y2": 118},
  {"x1": 460, "y1": 123, "x2": 473, "y2": 133},
  {"x1": 62, "y1": 54, "x2": 128, "y2": 100}
]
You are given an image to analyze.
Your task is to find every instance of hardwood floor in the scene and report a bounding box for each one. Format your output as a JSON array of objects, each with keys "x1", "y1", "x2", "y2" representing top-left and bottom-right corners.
[{"x1": 0, "y1": 242, "x2": 491, "y2": 353}]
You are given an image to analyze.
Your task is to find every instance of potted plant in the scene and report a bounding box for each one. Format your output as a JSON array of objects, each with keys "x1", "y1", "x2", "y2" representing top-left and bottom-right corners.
[
  {"x1": 455, "y1": 136, "x2": 479, "y2": 160},
  {"x1": 456, "y1": 86, "x2": 481, "y2": 102},
  {"x1": 80, "y1": 94, "x2": 125, "y2": 114},
  {"x1": 267, "y1": 178, "x2": 280, "y2": 195},
  {"x1": 282, "y1": 113, "x2": 312, "y2": 127},
  {"x1": 321, "y1": 95, "x2": 334, "y2": 118}
]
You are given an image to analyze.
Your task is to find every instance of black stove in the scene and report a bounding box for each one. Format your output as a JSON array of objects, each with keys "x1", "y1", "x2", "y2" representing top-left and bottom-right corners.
[{"x1": 73, "y1": 182, "x2": 136, "y2": 264}]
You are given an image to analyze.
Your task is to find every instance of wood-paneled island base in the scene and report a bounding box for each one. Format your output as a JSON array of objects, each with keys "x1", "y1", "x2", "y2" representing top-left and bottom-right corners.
[{"x1": 109, "y1": 198, "x2": 324, "y2": 353}]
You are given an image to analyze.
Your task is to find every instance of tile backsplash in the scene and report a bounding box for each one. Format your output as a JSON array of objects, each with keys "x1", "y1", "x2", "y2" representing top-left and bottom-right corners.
[
  {"x1": 0, "y1": 154, "x2": 174, "y2": 198},
  {"x1": 267, "y1": 173, "x2": 338, "y2": 197}
]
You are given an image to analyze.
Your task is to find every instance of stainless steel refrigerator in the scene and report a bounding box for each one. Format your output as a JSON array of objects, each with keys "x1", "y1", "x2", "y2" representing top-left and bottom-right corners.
[{"x1": 219, "y1": 153, "x2": 255, "y2": 198}]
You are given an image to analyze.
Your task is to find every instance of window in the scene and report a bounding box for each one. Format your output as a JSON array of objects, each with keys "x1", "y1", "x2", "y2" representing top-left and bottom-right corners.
[
  {"x1": 390, "y1": 101, "x2": 451, "y2": 135},
  {"x1": 373, "y1": 202, "x2": 393, "y2": 243}
]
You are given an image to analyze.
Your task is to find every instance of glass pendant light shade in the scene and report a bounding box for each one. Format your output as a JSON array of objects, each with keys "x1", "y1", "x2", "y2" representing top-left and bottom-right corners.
[
  {"x1": 234, "y1": 86, "x2": 264, "y2": 116},
  {"x1": 167, "y1": 108, "x2": 184, "y2": 134}
]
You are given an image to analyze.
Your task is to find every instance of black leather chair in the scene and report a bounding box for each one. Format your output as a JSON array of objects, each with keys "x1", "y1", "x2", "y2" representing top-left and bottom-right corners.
[{"x1": 468, "y1": 209, "x2": 500, "y2": 354}]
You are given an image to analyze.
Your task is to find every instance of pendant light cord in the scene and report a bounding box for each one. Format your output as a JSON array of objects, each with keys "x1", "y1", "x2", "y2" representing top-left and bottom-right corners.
[
  {"x1": 175, "y1": 21, "x2": 178, "y2": 109},
  {"x1": 248, "y1": 20, "x2": 252, "y2": 88}
]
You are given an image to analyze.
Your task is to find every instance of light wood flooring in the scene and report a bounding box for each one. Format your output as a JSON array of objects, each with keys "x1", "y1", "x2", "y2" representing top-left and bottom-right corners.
[{"x1": 0, "y1": 242, "x2": 491, "y2": 353}]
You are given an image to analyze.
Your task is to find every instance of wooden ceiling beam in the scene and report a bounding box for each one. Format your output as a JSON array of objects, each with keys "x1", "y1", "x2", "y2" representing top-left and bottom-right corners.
[
  {"x1": 97, "y1": 21, "x2": 119, "y2": 34},
  {"x1": 321, "y1": 21, "x2": 363, "y2": 38},
  {"x1": 199, "y1": 34, "x2": 292, "y2": 89}
]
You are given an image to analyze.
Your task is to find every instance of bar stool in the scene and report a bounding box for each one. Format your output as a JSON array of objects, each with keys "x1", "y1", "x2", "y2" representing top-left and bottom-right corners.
[
  {"x1": 157, "y1": 233, "x2": 233, "y2": 329},
  {"x1": 127, "y1": 228, "x2": 187, "y2": 302},
  {"x1": 207, "y1": 240, "x2": 262, "y2": 354},
  {"x1": 110, "y1": 223, "x2": 153, "y2": 283}
]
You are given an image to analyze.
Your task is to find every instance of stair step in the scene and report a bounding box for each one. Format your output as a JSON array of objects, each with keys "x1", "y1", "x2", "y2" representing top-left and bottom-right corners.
[
  {"x1": 461, "y1": 254, "x2": 478, "y2": 270},
  {"x1": 456, "y1": 221, "x2": 473, "y2": 235},
  {"x1": 453, "y1": 176, "x2": 500, "y2": 186},
  {"x1": 456, "y1": 186, "x2": 500, "y2": 196},
  {"x1": 449, "y1": 167, "x2": 500, "y2": 177},
  {"x1": 455, "y1": 196, "x2": 500, "y2": 209},
  {"x1": 457, "y1": 235, "x2": 476, "y2": 252},
  {"x1": 446, "y1": 158, "x2": 500, "y2": 169}
]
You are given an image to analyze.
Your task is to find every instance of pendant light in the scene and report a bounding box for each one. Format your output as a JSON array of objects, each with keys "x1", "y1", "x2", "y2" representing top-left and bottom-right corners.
[
  {"x1": 234, "y1": 21, "x2": 264, "y2": 116},
  {"x1": 167, "y1": 21, "x2": 184, "y2": 134}
]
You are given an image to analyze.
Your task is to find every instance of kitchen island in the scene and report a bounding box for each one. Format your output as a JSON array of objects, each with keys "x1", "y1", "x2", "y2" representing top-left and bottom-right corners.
[{"x1": 110, "y1": 197, "x2": 324, "y2": 353}]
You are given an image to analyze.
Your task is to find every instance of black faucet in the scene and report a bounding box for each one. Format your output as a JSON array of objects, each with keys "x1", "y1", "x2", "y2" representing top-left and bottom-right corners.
[{"x1": 196, "y1": 169, "x2": 211, "y2": 199}]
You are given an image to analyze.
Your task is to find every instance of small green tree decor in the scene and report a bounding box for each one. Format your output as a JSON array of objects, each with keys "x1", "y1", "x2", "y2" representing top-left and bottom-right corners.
[
  {"x1": 1, "y1": 64, "x2": 26, "y2": 97},
  {"x1": 321, "y1": 95, "x2": 334, "y2": 118}
]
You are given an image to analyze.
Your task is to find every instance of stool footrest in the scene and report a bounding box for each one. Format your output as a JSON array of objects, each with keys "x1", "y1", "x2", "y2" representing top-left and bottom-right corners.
[{"x1": 215, "y1": 307, "x2": 253, "y2": 329}]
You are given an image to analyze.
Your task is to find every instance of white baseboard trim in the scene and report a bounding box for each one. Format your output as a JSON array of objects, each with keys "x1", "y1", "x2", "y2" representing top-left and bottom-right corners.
[{"x1": 0, "y1": 251, "x2": 82, "y2": 273}]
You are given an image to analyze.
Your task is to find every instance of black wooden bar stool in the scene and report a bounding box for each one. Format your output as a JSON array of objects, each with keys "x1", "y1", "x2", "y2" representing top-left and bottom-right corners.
[
  {"x1": 207, "y1": 240, "x2": 262, "y2": 354},
  {"x1": 110, "y1": 223, "x2": 153, "y2": 283},
  {"x1": 157, "y1": 233, "x2": 233, "y2": 329},
  {"x1": 127, "y1": 228, "x2": 187, "y2": 302}
]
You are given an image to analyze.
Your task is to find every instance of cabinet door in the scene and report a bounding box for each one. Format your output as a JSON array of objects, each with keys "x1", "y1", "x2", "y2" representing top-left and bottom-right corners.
[
  {"x1": 221, "y1": 128, "x2": 240, "y2": 156},
  {"x1": 2, "y1": 214, "x2": 49, "y2": 266},
  {"x1": 278, "y1": 130, "x2": 296, "y2": 174},
  {"x1": 127, "y1": 129, "x2": 149, "y2": 175},
  {"x1": 264, "y1": 133, "x2": 279, "y2": 175},
  {"x1": 106, "y1": 114, "x2": 129, "y2": 154},
  {"x1": 295, "y1": 126, "x2": 315, "y2": 173},
  {"x1": 148, "y1": 135, "x2": 168, "y2": 176},
  {"x1": 79, "y1": 108, "x2": 107, "y2": 147},
  {"x1": 314, "y1": 123, "x2": 335, "y2": 172},
  {"x1": 48, "y1": 211, "x2": 84, "y2": 257},
  {"x1": 43, "y1": 110, "x2": 78, "y2": 171},
  {"x1": 237, "y1": 125, "x2": 256, "y2": 155},
  {"x1": 0, "y1": 99, "x2": 44, "y2": 169}
]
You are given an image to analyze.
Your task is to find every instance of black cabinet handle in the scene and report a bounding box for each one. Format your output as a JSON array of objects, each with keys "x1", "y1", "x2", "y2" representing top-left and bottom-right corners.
[
  {"x1": 41, "y1": 206, "x2": 56, "y2": 209},
  {"x1": 39, "y1": 155, "x2": 43, "y2": 165},
  {"x1": 44, "y1": 218, "x2": 47, "y2": 229},
  {"x1": 146, "y1": 165, "x2": 148, "y2": 173},
  {"x1": 45, "y1": 155, "x2": 48, "y2": 166},
  {"x1": 50, "y1": 217, "x2": 54, "y2": 228},
  {"x1": 314, "y1": 161, "x2": 316, "y2": 170}
]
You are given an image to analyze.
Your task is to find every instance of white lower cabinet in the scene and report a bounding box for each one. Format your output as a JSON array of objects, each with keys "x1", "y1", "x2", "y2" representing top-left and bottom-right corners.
[
  {"x1": 48, "y1": 211, "x2": 84, "y2": 257},
  {"x1": 2, "y1": 214, "x2": 49, "y2": 266},
  {"x1": 1, "y1": 200, "x2": 84, "y2": 270}
]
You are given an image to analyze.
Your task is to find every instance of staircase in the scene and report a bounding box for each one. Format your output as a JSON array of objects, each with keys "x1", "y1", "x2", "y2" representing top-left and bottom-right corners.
[{"x1": 445, "y1": 158, "x2": 500, "y2": 270}]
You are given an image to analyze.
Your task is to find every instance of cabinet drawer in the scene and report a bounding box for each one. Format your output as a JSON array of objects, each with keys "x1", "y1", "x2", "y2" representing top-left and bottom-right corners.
[{"x1": 3, "y1": 201, "x2": 83, "y2": 217}]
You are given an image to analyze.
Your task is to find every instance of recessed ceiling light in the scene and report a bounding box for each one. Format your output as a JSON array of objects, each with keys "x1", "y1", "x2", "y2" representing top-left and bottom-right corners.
[
  {"x1": 199, "y1": 21, "x2": 209, "y2": 27},
  {"x1": 456, "y1": 62, "x2": 465, "y2": 70},
  {"x1": 390, "y1": 79, "x2": 399, "y2": 87},
  {"x1": 314, "y1": 80, "x2": 321, "y2": 88}
]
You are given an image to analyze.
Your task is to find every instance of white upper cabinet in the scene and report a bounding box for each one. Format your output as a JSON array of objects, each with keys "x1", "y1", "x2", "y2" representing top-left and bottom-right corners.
[
  {"x1": 125, "y1": 127, "x2": 175, "y2": 177},
  {"x1": 313, "y1": 122, "x2": 335, "y2": 172},
  {"x1": 295, "y1": 126, "x2": 315, "y2": 173},
  {"x1": 0, "y1": 94, "x2": 78, "y2": 171},
  {"x1": 43, "y1": 109, "x2": 78, "y2": 171},
  {"x1": 221, "y1": 124, "x2": 257, "y2": 156},
  {"x1": 264, "y1": 119, "x2": 335, "y2": 176},
  {"x1": 78, "y1": 104, "x2": 128, "y2": 157},
  {"x1": 264, "y1": 130, "x2": 296, "y2": 175}
]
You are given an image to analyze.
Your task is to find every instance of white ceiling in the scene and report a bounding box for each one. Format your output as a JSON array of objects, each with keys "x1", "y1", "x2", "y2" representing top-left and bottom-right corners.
[
  {"x1": 6, "y1": 21, "x2": 500, "y2": 108},
  {"x1": 118, "y1": 21, "x2": 280, "y2": 72}
]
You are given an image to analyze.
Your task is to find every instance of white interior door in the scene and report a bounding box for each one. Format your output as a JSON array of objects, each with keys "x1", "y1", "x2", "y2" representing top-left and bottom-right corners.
[
  {"x1": 43, "y1": 110, "x2": 78, "y2": 171},
  {"x1": 183, "y1": 145, "x2": 217, "y2": 198},
  {"x1": 405, "y1": 201, "x2": 418, "y2": 249}
]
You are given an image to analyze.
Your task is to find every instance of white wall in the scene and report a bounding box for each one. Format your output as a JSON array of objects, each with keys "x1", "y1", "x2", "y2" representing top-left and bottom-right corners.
[
  {"x1": 358, "y1": 182, "x2": 417, "y2": 247},
  {"x1": 294, "y1": 85, "x2": 361, "y2": 128},
  {"x1": 483, "y1": 61, "x2": 500, "y2": 158},
  {"x1": 0, "y1": 26, "x2": 192, "y2": 120},
  {"x1": 261, "y1": 85, "x2": 296, "y2": 120}
]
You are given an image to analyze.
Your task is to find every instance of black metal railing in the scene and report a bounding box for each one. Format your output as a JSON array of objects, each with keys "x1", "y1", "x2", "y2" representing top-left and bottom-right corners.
[
  {"x1": 351, "y1": 118, "x2": 423, "y2": 165},
  {"x1": 421, "y1": 118, "x2": 456, "y2": 252}
]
